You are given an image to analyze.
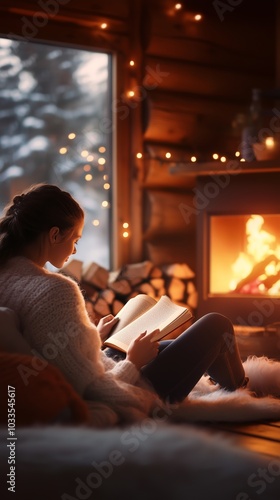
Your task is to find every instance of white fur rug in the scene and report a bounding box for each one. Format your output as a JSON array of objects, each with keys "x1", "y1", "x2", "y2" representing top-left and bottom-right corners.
[
  {"x1": 1, "y1": 357, "x2": 280, "y2": 499},
  {"x1": 168, "y1": 356, "x2": 280, "y2": 423},
  {"x1": 1, "y1": 424, "x2": 279, "y2": 500},
  {"x1": 86, "y1": 356, "x2": 280, "y2": 427}
]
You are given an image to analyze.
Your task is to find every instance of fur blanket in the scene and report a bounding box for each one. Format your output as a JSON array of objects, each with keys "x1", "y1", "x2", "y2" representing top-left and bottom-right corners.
[
  {"x1": 0, "y1": 423, "x2": 279, "y2": 500},
  {"x1": 168, "y1": 355, "x2": 280, "y2": 423},
  {"x1": 87, "y1": 356, "x2": 280, "y2": 427},
  {"x1": 1, "y1": 356, "x2": 280, "y2": 500}
]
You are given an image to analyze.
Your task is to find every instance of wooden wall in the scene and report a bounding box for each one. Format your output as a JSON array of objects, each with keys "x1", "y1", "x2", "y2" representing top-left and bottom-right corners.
[
  {"x1": 140, "y1": 0, "x2": 277, "y2": 272},
  {"x1": 0, "y1": 0, "x2": 277, "y2": 271}
]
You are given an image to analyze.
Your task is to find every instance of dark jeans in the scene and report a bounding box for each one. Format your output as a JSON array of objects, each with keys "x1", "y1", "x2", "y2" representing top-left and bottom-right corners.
[{"x1": 105, "y1": 312, "x2": 245, "y2": 404}]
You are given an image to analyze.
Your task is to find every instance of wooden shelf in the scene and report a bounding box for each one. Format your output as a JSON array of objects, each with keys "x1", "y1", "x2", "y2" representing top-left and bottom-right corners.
[
  {"x1": 141, "y1": 158, "x2": 280, "y2": 191},
  {"x1": 168, "y1": 159, "x2": 280, "y2": 176}
]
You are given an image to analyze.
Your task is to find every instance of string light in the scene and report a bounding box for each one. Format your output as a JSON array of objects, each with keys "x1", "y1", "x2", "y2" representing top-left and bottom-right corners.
[
  {"x1": 85, "y1": 174, "x2": 93, "y2": 181},
  {"x1": 121, "y1": 222, "x2": 130, "y2": 238},
  {"x1": 136, "y1": 152, "x2": 142, "y2": 159},
  {"x1": 59, "y1": 147, "x2": 67, "y2": 154},
  {"x1": 102, "y1": 201, "x2": 109, "y2": 207},
  {"x1": 103, "y1": 183, "x2": 110, "y2": 190},
  {"x1": 87, "y1": 154, "x2": 94, "y2": 161},
  {"x1": 153, "y1": 149, "x2": 252, "y2": 166},
  {"x1": 81, "y1": 150, "x2": 89, "y2": 158},
  {"x1": 129, "y1": 60, "x2": 135, "y2": 67},
  {"x1": 100, "y1": 23, "x2": 107, "y2": 29},
  {"x1": 68, "y1": 133, "x2": 76, "y2": 140},
  {"x1": 83, "y1": 164, "x2": 91, "y2": 172},
  {"x1": 99, "y1": 146, "x2": 106, "y2": 153},
  {"x1": 92, "y1": 219, "x2": 100, "y2": 226},
  {"x1": 175, "y1": 3, "x2": 182, "y2": 10},
  {"x1": 265, "y1": 136, "x2": 275, "y2": 148},
  {"x1": 127, "y1": 90, "x2": 135, "y2": 98},
  {"x1": 194, "y1": 14, "x2": 202, "y2": 21},
  {"x1": 153, "y1": 146, "x2": 254, "y2": 168},
  {"x1": 98, "y1": 157, "x2": 106, "y2": 165}
]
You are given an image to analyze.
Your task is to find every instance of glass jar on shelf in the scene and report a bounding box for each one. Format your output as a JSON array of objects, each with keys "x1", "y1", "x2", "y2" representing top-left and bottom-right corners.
[{"x1": 241, "y1": 88, "x2": 262, "y2": 161}]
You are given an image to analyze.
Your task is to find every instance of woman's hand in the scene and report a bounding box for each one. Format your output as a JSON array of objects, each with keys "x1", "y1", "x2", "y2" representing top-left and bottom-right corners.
[
  {"x1": 97, "y1": 314, "x2": 119, "y2": 343},
  {"x1": 127, "y1": 330, "x2": 160, "y2": 370}
]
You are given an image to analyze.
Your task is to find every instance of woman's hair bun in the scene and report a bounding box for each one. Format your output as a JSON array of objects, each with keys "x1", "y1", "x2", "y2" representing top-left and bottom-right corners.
[{"x1": 13, "y1": 194, "x2": 25, "y2": 206}]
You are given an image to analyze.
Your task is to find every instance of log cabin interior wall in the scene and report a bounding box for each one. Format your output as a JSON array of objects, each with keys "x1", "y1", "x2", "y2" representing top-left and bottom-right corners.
[{"x1": 0, "y1": 0, "x2": 277, "y2": 273}]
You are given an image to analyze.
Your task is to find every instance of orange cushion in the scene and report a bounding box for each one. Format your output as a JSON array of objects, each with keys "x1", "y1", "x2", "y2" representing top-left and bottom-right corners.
[{"x1": 0, "y1": 351, "x2": 90, "y2": 426}]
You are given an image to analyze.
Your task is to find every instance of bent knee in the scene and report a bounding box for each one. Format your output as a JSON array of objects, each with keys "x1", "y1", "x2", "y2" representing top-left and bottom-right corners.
[{"x1": 200, "y1": 312, "x2": 233, "y2": 336}]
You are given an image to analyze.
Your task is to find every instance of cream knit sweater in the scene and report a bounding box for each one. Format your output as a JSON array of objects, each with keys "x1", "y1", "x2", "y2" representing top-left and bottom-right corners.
[{"x1": 0, "y1": 257, "x2": 158, "y2": 422}]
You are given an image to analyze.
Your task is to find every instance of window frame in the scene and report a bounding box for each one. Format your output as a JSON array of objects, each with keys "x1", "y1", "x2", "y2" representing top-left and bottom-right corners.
[{"x1": 0, "y1": 8, "x2": 135, "y2": 270}]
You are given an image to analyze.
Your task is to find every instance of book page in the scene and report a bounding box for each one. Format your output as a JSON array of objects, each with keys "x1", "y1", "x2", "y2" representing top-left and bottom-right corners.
[
  {"x1": 111, "y1": 294, "x2": 157, "y2": 334},
  {"x1": 149, "y1": 296, "x2": 192, "y2": 338},
  {"x1": 104, "y1": 295, "x2": 192, "y2": 351}
]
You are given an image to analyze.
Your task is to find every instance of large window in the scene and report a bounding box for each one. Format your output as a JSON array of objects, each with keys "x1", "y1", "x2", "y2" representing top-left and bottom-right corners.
[{"x1": 0, "y1": 37, "x2": 112, "y2": 268}]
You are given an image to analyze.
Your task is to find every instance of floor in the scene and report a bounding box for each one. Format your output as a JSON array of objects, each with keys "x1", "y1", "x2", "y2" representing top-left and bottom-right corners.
[
  {"x1": 208, "y1": 420, "x2": 280, "y2": 459},
  {"x1": 170, "y1": 325, "x2": 280, "y2": 459},
  {"x1": 219, "y1": 329, "x2": 280, "y2": 459}
]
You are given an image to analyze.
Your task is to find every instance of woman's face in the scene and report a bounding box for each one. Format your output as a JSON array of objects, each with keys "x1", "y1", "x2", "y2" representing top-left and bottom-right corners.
[{"x1": 49, "y1": 218, "x2": 84, "y2": 268}]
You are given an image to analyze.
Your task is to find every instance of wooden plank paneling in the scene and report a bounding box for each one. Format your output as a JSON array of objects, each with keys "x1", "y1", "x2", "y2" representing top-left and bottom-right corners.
[
  {"x1": 144, "y1": 105, "x2": 239, "y2": 153},
  {"x1": 0, "y1": 11, "x2": 129, "y2": 52},
  {"x1": 149, "y1": 0, "x2": 275, "y2": 65},
  {"x1": 144, "y1": 107, "x2": 199, "y2": 148},
  {"x1": 149, "y1": 90, "x2": 248, "y2": 117},
  {"x1": 0, "y1": 0, "x2": 132, "y2": 53},
  {"x1": 148, "y1": 35, "x2": 274, "y2": 75},
  {"x1": 144, "y1": 90, "x2": 246, "y2": 152},
  {"x1": 143, "y1": 158, "x2": 196, "y2": 188},
  {"x1": 144, "y1": 55, "x2": 274, "y2": 101},
  {"x1": 141, "y1": 0, "x2": 276, "y2": 163},
  {"x1": 144, "y1": 189, "x2": 196, "y2": 237},
  {"x1": 0, "y1": 0, "x2": 131, "y2": 21}
]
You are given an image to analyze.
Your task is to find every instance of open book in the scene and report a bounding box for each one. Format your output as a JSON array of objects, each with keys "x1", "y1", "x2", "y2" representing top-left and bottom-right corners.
[{"x1": 103, "y1": 294, "x2": 193, "y2": 353}]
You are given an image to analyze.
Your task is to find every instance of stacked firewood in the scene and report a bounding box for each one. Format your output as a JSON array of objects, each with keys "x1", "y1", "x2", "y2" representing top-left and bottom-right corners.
[{"x1": 60, "y1": 259, "x2": 198, "y2": 322}]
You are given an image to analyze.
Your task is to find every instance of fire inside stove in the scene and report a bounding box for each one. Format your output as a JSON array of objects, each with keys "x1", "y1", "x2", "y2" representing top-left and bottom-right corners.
[{"x1": 210, "y1": 214, "x2": 280, "y2": 297}]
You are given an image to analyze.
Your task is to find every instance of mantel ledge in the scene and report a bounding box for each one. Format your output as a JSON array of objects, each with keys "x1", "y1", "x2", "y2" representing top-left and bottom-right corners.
[{"x1": 169, "y1": 159, "x2": 280, "y2": 177}]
